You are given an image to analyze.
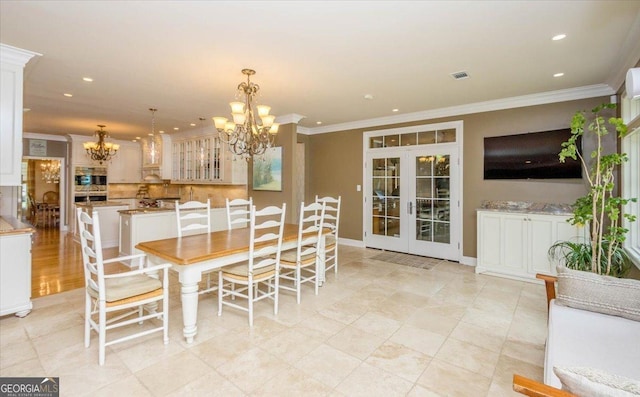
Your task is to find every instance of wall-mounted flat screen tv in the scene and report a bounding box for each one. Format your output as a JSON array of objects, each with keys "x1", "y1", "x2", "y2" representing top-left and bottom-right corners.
[{"x1": 483, "y1": 129, "x2": 582, "y2": 180}]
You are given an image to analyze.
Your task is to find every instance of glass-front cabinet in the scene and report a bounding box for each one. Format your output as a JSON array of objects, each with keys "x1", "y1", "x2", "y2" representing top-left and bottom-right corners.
[{"x1": 172, "y1": 136, "x2": 221, "y2": 182}]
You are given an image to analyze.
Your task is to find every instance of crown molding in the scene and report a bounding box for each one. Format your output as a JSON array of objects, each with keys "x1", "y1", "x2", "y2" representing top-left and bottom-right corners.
[
  {"x1": 0, "y1": 43, "x2": 41, "y2": 67},
  {"x1": 276, "y1": 113, "x2": 306, "y2": 125},
  {"x1": 296, "y1": 126, "x2": 312, "y2": 135},
  {"x1": 306, "y1": 84, "x2": 615, "y2": 135},
  {"x1": 23, "y1": 132, "x2": 68, "y2": 142}
]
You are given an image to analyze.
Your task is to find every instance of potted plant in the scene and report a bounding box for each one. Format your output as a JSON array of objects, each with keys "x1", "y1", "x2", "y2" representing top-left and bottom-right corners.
[{"x1": 549, "y1": 103, "x2": 637, "y2": 277}]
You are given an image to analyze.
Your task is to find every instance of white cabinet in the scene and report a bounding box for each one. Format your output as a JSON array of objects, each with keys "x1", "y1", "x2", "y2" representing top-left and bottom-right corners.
[
  {"x1": 68, "y1": 134, "x2": 95, "y2": 166},
  {"x1": 108, "y1": 142, "x2": 141, "y2": 183},
  {"x1": 170, "y1": 128, "x2": 247, "y2": 184},
  {"x1": 0, "y1": 220, "x2": 33, "y2": 317},
  {"x1": 0, "y1": 45, "x2": 38, "y2": 186},
  {"x1": 476, "y1": 211, "x2": 584, "y2": 281},
  {"x1": 119, "y1": 208, "x2": 228, "y2": 256}
]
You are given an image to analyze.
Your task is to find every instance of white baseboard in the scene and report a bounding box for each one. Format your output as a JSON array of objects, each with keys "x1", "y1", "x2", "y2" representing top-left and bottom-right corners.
[
  {"x1": 459, "y1": 256, "x2": 476, "y2": 267},
  {"x1": 338, "y1": 237, "x2": 365, "y2": 248}
]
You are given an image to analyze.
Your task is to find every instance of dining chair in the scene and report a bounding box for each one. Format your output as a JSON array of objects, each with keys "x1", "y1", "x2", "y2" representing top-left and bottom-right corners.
[
  {"x1": 76, "y1": 208, "x2": 170, "y2": 366},
  {"x1": 42, "y1": 190, "x2": 60, "y2": 227},
  {"x1": 279, "y1": 201, "x2": 325, "y2": 304},
  {"x1": 28, "y1": 193, "x2": 46, "y2": 227},
  {"x1": 174, "y1": 199, "x2": 217, "y2": 294},
  {"x1": 315, "y1": 195, "x2": 341, "y2": 276},
  {"x1": 218, "y1": 203, "x2": 286, "y2": 326},
  {"x1": 225, "y1": 197, "x2": 252, "y2": 229},
  {"x1": 42, "y1": 190, "x2": 58, "y2": 204}
]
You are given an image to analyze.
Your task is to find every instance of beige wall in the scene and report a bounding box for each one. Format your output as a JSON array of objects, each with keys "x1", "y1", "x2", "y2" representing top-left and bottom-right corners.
[
  {"x1": 249, "y1": 123, "x2": 298, "y2": 222},
  {"x1": 306, "y1": 96, "x2": 611, "y2": 258}
]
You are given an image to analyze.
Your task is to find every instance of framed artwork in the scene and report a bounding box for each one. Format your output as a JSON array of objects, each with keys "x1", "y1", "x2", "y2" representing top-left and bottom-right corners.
[{"x1": 252, "y1": 146, "x2": 282, "y2": 191}]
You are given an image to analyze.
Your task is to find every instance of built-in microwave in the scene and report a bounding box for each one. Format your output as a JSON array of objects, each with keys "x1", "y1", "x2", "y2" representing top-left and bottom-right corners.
[{"x1": 74, "y1": 167, "x2": 107, "y2": 192}]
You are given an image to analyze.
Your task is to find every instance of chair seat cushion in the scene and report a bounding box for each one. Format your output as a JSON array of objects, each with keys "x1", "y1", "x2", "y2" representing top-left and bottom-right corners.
[
  {"x1": 280, "y1": 249, "x2": 316, "y2": 266},
  {"x1": 88, "y1": 274, "x2": 162, "y2": 303},
  {"x1": 222, "y1": 262, "x2": 275, "y2": 281}
]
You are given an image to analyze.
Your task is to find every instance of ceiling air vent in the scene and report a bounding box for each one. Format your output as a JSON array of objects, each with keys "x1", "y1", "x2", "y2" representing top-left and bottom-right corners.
[{"x1": 450, "y1": 71, "x2": 470, "y2": 80}]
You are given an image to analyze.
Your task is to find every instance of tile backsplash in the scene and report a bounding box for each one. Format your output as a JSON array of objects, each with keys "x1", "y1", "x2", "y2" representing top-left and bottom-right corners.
[{"x1": 108, "y1": 183, "x2": 247, "y2": 207}]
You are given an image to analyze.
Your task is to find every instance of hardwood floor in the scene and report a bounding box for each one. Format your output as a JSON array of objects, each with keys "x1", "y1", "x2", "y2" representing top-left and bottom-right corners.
[
  {"x1": 31, "y1": 226, "x2": 84, "y2": 298},
  {"x1": 30, "y1": 226, "x2": 119, "y2": 298}
]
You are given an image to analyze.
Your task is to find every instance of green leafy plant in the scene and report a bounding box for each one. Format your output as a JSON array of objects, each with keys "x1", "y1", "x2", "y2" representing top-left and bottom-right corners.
[{"x1": 549, "y1": 103, "x2": 636, "y2": 277}]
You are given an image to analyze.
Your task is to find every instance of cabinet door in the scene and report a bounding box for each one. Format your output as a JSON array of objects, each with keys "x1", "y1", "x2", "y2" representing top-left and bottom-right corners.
[
  {"x1": 108, "y1": 144, "x2": 141, "y2": 183},
  {"x1": 72, "y1": 140, "x2": 93, "y2": 166},
  {"x1": 502, "y1": 215, "x2": 528, "y2": 272},
  {"x1": 528, "y1": 215, "x2": 557, "y2": 274},
  {"x1": 477, "y1": 212, "x2": 502, "y2": 269}
]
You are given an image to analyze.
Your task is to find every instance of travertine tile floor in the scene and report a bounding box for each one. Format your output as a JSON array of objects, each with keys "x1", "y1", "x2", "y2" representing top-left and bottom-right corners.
[{"x1": 0, "y1": 246, "x2": 547, "y2": 396}]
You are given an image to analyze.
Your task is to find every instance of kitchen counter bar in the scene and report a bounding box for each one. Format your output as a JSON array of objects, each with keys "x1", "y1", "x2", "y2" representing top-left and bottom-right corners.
[
  {"x1": 478, "y1": 200, "x2": 573, "y2": 216},
  {"x1": 0, "y1": 217, "x2": 35, "y2": 236},
  {"x1": 76, "y1": 200, "x2": 131, "y2": 208}
]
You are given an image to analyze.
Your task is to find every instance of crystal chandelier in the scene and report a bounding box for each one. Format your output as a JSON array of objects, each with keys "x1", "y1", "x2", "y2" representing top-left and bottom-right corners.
[
  {"x1": 84, "y1": 125, "x2": 119, "y2": 164},
  {"x1": 40, "y1": 160, "x2": 60, "y2": 183},
  {"x1": 212, "y1": 69, "x2": 279, "y2": 161},
  {"x1": 144, "y1": 108, "x2": 162, "y2": 165}
]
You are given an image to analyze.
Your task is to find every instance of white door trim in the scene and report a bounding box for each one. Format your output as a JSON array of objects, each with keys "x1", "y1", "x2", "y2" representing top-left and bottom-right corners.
[{"x1": 362, "y1": 120, "x2": 464, "y2": 262}]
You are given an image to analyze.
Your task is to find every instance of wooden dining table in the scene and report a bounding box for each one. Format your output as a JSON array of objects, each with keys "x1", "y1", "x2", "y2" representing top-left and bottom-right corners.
[{"x1": 136, "y1": 223, "x2": 326, "y2": 343}]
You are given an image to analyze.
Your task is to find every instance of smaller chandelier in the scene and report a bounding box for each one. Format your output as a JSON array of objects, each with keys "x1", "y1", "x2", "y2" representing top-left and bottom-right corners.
[
  {"x1": 212, "y1": 68, "x2": 279, "y2": 161},
  {"x1": 84, "y1": 125, "x2": 119, "y2": 164},
  {"x1": 144, "y1": 108, "x2": 162, "y2": 165},
  {"x1": 40, "y1": 160, "x2": 60, "y2": 184}
]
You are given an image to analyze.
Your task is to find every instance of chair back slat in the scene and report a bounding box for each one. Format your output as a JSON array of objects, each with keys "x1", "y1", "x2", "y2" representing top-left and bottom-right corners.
[
  {"x1": 226, "y1": 197, "x2": 252, "y2": 229},
  {"x1": 76, "y1": 208, "x2": 107, "y2": 299},
  {"x1": 175, "y1": 199, "x2": 211, "y2": 237},
  {"x1": 248, "y1": 203, "x2": 286, "y2": 274}
]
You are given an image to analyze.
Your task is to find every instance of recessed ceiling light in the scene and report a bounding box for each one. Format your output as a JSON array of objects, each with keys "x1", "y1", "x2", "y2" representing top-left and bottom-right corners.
[
  {"x1": 131, "y1": 139, "x2": 137, "y2": 142},
  {"x1": 159, "y1": 130, "x2": 165, "y2": 134},
  {"x1": 173, "y1": 127, "x2": 179, "y2": 130},
  {"x1": 392, "y1": 109, "x2": 399, "y2": 112},
  {"x1": 148, "y1": 133, "x2": 154, "y2": 136},
  {"x1": 82, "y1": 77, "x2": 93, "y2": 82},
  {"x1": 364, "y1": 94, "x2": 374, "y2": 100},
  {"x1": 316, "y1": 121, "x2": 322, "y2": 125},
  {"x1": 190, "y1": 123, "x2": 196, "y2": 127},
  {"x1": 23, "y1": 108, "x2": 31, "y2": 112},
  {"x1": 135, "y1": 136, "x2": 141, "y2": 139},
  {"x1": 63, "y1": 93, "x2": 73, "y2": 97},
  {"x1": 552, "y1": 34, "x2": 566, "y2": 41},
  {"x1": 553, "y1": 72, "x2": 564, "y2": 77}
]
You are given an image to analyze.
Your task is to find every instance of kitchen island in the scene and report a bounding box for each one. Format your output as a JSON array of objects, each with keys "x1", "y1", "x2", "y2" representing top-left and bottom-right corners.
[
  {"x1": 76, "y1": 201, "x2": 129, "y2": 248},
  {"x1": 0, "y1": 217, "x2": 34, "y2": 317},
  {"x1": 119, "y1": 207, "x2": 229, "y2": 256}
]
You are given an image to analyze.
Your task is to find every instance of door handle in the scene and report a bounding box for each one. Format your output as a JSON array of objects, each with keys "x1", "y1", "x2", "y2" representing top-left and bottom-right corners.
[{"x1": 408, "y1": 201, "x2": 413, "y2": 215}]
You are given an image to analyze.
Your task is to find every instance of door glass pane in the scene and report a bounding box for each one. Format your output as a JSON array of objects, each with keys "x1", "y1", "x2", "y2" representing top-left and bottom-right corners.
[
  {"x1": 415, "y1": 154, "x2": 450, "y2": 243},
  {"x1": 437, "y1": 129, "x2": 456, "y2": 143},
  {"x1": 384, "y1": 135, "x2": 400, "y2": 147},
  {"x1": 370, "y1": 137, "x2": 384, "y2": 148},
  {"x1": 370, "y1": 157, "x2": 401, "y2": 238},
  {"x1": 401, "y1": 133, "x2": 417, "y2": 146},
  {"x1": 418, "y1": 130, "x2": 436, "y2": 144}
]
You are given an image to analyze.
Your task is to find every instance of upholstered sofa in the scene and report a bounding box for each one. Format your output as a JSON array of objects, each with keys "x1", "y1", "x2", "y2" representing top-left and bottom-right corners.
[{"x1": 514, "y1": 268, "x2": 640, "y2": 396}]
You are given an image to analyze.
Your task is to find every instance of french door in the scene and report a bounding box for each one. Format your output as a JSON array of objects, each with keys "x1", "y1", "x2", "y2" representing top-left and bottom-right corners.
[{"x1": 364, "y1": 125, "x2": 460, "y2": 261}]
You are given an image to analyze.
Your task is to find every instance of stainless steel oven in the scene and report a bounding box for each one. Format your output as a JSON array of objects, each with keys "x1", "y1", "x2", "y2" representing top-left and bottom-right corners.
[{"x1": 74, "y1": 166, "x2": 107, "y2": 201}]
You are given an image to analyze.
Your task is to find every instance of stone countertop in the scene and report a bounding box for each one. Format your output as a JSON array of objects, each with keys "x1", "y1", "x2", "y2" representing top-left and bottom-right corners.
[
  {"x1": 478, "y1": 200, "x2": 574, "y2": 215},
  {"x1": 119, "y1": 205, "x2": 226, "y2": 215},
  {"x1": 76, "y1": 201, "x2": 130, "y2": 208},
  {"x1": 0, "y1": 217, "x2": 35, "y2": 236}
]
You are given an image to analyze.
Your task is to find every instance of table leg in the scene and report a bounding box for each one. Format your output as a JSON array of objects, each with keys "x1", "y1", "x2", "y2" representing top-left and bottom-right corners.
[{"x1": 180, "y1": 281, "x2": 200, "y2": 344}]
